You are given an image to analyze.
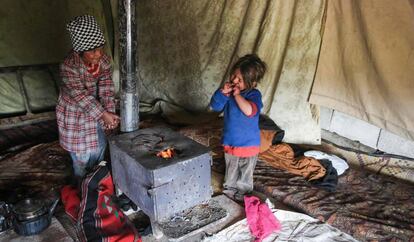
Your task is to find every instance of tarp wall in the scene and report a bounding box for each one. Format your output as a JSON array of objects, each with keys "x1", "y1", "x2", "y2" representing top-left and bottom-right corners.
[{"x1": 310, "y1": 0, "x2": 414, "y2": 141}]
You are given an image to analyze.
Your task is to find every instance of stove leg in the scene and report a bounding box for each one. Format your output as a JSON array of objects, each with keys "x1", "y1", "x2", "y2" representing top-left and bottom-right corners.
[
  {"x1": 115, "y1": 187, "x2": 123, "y2": 196},
  {"x1": 150, "y1": 219, "x2": 164, "y2": 239}
]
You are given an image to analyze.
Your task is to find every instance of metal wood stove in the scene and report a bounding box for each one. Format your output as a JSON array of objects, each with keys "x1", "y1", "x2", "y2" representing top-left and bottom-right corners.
[{"x1": 108, "y1": 127, "x2": 212, "y2": 225}]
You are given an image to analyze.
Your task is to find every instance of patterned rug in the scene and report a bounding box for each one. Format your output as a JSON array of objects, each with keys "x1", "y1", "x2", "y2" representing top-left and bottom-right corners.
[
  {"x1": 253, "y1": 160, "x2": 414, "y2": 242},
  {"x1": 3, "y1": 117, "x2": 413, "y2": 241},
  {"x1": 0, "y1": 141, "x2": 72, "y2": 202},
  {"x1": 176, "y1": 120, "x2": 414, "y2": 242},
  {"x1": 306, "y1": 141, "x2": 414, "y2": 184}
]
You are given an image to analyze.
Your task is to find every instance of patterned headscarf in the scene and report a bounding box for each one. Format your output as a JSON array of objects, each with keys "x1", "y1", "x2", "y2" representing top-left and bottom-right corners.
[{"x1": 66, "y1": 15, "x2": 105, "y2": 52}]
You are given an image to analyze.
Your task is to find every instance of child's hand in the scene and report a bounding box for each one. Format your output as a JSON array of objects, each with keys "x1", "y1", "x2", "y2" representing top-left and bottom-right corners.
[
  {"x1": 102, "y1": 111, "x2": 120, "y2": 130},
  {"x1": 232, "y1": 86, "x2": 241, "y2": 95},
  {"x1": 221, "y1": 82, "x2": 233, "y2": 96}
]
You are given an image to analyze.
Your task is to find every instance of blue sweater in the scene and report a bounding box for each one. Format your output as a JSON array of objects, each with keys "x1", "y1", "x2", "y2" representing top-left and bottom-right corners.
[{"x1": 210, "y1": 88, "x2": 263, "y2": 147}]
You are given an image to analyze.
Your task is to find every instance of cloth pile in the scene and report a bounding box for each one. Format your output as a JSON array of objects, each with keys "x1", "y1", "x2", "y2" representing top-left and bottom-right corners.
[
  {"x1": 202, "y1": 204, "x2": 358, "y2": 242},
  {"x1": 259, "y1": 117, "x2": 348, "y2": 192}
]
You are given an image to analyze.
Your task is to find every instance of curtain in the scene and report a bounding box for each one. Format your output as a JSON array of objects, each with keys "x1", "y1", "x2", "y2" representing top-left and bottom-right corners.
[
  {"x1": 134, "y1": 0, "x2": 326, "y2": 144},
  {"x1": 310, "y1": 0, "x2": 414, "y2": 141}
]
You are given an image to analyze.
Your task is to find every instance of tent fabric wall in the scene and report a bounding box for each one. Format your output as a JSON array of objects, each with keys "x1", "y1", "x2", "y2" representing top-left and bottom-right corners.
[
  {"x1": 310, "y1": 0, "x2": 414, "y2": 141},
  {"x1": 0, "y1": 0, "x2": 113, "y2": 67},
  {"x1": 0, "y1": 0, "x2": 326, "y2": 144},
  {"x1": 0, "y1": 68, "x2": 59, "y2": 115},
  {"x1": 0, "y1": 73, "x2": 25, "y2": 115},
  {"x1": 134, "y1": 0, "x2": 325, "y2": 144},
  {"x1": 0, "y1": 0, "x2": 114, "y2": 115},
  {"x1": 257, "y1": 1, "x2": 325, "y2": 144},
  {"x1": 22, "y1": 70, "x2": 58, "y2": 112}
]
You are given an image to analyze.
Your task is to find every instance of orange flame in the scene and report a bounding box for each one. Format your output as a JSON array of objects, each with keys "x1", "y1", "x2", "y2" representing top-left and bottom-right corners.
[{"x1": 157, "y1": 148, "x2": 175, "y2": 159}]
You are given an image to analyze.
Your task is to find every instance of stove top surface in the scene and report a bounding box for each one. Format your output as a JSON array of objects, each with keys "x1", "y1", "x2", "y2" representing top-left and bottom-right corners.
[{"x1": 109, "y1": 127, "x2": 210, "y2": 170}]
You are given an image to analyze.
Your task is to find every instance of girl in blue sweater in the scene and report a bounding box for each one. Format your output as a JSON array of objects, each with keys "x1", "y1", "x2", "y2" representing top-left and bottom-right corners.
[{"x1": 210, "y1": 54, "x2": 266, "y2": 201}]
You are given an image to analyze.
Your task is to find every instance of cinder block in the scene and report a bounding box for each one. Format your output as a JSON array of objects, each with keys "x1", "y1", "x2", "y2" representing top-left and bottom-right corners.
[
  {"x1": 378, "y1": 129, "x2": 414, "y2": 159},
  {"x1": 320, "y1": 106, "x2": 333, "y2": 130},
  {"x1": 329, "y1": 111, "x2": 380, "y2": 148}
]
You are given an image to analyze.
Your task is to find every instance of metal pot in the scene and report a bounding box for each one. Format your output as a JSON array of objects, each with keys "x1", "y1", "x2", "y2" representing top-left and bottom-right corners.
[
  {"x1": 11, "y1": 198, "x2": 59, "y2": 236},
  {"x1": 0, "y1": 201, "x2": 11, "y2": 234}
]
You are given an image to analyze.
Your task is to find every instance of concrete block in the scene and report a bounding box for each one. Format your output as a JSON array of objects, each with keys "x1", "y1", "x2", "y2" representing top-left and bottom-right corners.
[
  {"x1": 329, "y1": 111, "x2": 380, "y2": 148},
  {"x1": 378, "y1": 129, "x2": 414, "y2": 159},
  {"x1": 320, "y1": 106, "x2": 333, "y2": 130},
  {"x1": 321, "y1": 129, "x2": 376, "y2": 153}
]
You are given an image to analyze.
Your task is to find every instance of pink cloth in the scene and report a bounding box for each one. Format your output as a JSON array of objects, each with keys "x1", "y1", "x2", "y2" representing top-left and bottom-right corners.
[
  {"x1": 244, "y1": 196, "x2": 281, "y2": 242},
  {"x1": 223, "y1": 145, "x2": 260, "y2": 157}
]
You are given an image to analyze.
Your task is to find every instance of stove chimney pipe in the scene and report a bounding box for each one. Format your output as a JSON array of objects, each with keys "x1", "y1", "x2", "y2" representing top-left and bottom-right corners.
[{"x1": 119, "y1": 0, "x2": 139, "y2": 132}]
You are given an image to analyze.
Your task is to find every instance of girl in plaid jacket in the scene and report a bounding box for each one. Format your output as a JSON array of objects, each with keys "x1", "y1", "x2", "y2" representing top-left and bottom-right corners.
[{"x1": 57, "y1": 15, "x2": 119, "y2": 183}]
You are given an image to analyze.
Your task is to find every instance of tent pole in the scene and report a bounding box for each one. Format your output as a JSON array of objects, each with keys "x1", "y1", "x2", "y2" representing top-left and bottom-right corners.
[{"x1": 119, "y1": 0, "x2": 139, "y2": 132}]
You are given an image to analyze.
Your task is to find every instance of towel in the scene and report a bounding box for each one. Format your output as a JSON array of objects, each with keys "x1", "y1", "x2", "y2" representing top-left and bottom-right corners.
[{"x1": 244, "y1": 196, "x2": 281, "y2": 242}]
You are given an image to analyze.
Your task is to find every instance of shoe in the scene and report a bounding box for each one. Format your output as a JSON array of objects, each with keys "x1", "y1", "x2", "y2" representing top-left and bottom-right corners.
[{"x1": 112, "y1": 194, "x2": 137, "y2": 212}]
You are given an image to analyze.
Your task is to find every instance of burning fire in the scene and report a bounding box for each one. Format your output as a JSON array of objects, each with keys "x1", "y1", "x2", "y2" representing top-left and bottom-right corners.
[{"x1": 157, "y1": 148, "x2": 175, "y2": 159}]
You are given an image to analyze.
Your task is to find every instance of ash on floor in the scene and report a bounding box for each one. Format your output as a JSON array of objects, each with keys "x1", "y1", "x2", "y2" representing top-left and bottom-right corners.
[{"x1": 157, "y1": 199, "x2": 227, "y2": 239}]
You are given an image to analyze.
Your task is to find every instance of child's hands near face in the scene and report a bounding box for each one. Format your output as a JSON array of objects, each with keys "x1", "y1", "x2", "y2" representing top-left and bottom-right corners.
[
  {"x1": 232, "y1": 85, "x2": 241, "y2": 95},
  {"x1": 221, "y1": 82, "x2": 233, "y2": 96}
]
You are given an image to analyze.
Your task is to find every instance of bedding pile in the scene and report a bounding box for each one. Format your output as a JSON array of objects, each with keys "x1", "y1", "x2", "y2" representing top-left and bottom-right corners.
[{"x1": 202, "y1": 208, "x2": 358, "y2": 242}]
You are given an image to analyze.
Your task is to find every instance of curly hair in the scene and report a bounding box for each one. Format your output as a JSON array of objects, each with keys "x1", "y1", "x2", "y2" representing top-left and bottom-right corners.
[{"x1": 230, "y1": 54, "x2": 267, "y2": 90}]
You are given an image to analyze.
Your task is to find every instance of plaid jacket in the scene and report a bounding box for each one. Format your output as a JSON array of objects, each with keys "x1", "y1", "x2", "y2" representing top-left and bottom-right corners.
[{"x1": 56, "y1": 52, "x2": 115, "y2": 153}]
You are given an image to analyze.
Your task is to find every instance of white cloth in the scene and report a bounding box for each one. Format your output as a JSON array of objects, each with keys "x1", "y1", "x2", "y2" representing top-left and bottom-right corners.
[
  {"x1": 304, "y1": 150, "x2": 349, "y2": 175},
  {"x1": 202, "y1": 209, "x2": 359, "y2": 242}
]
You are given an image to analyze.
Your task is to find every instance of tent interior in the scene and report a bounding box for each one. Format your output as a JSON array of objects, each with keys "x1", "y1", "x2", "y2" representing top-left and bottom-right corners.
[{"x1": 0, "y1": 0, "x2": 413, "y2": 241}]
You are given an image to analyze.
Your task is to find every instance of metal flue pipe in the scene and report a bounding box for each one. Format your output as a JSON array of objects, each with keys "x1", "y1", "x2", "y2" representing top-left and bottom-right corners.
[{"x1": 119, "y1": 0, "x2": 139, "y2": 132}]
